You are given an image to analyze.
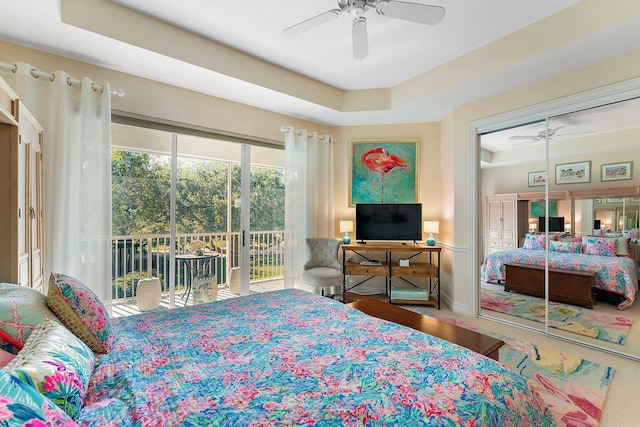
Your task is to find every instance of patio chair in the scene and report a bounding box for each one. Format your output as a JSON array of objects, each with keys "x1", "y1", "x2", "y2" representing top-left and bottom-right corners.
[{"x1": 302, "y1": 238, "x2": 343, "y2": 297}]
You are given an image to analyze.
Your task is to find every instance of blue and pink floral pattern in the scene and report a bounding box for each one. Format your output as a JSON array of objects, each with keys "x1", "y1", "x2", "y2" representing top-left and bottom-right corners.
[
  {"x1": 6, "y1": 319, "x2": 95, "y2": 420},
  {"x1": 584, "y1": 237, "x2": 617, "y2": 257},
  {"x1": 523, "y1": 234, "x2": 546, "y2": 250},
  {"x1": 481, "y1": 248, "x2": 639, "y2": 309},
  {"x1": 47, "y1": 273, "x2": 113, "y2": 354},
  {"x1": 0, "y1": 369, "x2": 78, "y2": 426},
  {"x1": 77, "y1": 289, "x2": 554, "y2": 426},
  {"x1": 549, "y1": 241, "x2": 582, "y2": 254}
]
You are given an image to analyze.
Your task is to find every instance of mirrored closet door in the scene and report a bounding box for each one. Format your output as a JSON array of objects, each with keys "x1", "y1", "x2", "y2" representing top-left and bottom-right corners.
[{"x1": 476, "y1": 85, "x2": 640, "y2": 360}]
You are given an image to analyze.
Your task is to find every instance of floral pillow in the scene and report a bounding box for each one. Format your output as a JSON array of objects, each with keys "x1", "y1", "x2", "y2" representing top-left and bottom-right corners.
[
  {"x1": 584, "y1": 236, "x2": 617, "y2": 257},
  {"x1": 47, "y1": 273, "x2": 113, "y2": 354},
  {"x1": 522, "y1": 234, "x2": 545, "y2": 250},
  {"x1": 0, "y1": 369, "x2": 78, "y2": 426},
  {"x1": 549, "y1": 241, "x2": 582, "y2": 254},
  {"x1": 5, "y1": 318, "x2": 95, "y2": 420},
  {"x1": 0, "y1": 283, "x2": 60, "y2": 353}
]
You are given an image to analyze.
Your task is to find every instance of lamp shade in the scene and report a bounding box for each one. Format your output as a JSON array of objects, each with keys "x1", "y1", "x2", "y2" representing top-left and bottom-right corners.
[
  {"x1": 339, "y1": 220, "x2": 354, "y2": 233},
  {"x1": 423, "y1": 221, "x2": 439, "y2": 234}
]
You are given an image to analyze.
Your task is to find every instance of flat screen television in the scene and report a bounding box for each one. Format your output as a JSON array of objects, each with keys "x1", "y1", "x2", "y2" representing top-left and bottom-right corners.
[
  {"x1": 355, "y1": 203, "x2": 422, "y2": 242},
  {"x1": 538, "y1": 216, "x2": 565, "y2": 232}
]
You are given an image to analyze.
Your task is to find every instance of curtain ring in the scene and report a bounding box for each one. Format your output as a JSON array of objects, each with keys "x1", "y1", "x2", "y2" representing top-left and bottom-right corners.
[
  {"x1": 66, "y1": 77, "x2": 73, "y2": 86},
  {"x1": 30, "y1": 68, "x2": 39, "y2": 79}
]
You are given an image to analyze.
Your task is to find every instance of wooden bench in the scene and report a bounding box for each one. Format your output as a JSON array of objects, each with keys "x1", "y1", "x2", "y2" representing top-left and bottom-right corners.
[
  {"x1": 347, "y1": 299, "x2": 504, "y2": 361},
  {"x1": 504, "y1": 262, "x2": 597, "y2": 308}
]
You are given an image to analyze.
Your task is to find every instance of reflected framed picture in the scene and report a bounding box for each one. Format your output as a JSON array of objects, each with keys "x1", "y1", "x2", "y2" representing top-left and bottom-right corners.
[
  {"x1": 555, "y1": 161, "x2": 591, "y2": 184},
  {"x1": 349, "y1": 139, "x2": 419, "y2": 206},
  {"x1": 528, "y1": 171, "x2": 546, "y2": 187},
  {"x1": 601, "y1": 162, "x2": 632, "y2": 182},
  {"x1": 631, "y1": 197, "x2": 640, "y2": 203}
]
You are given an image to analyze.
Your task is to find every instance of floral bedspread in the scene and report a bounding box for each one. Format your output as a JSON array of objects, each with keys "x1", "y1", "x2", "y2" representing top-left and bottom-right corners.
[
  {"x1": 481, "y1": 249, "x2": 639, "y2": 310},
  {"x1": 78, "y1": 289, "x2": 554, "y2": 426}
]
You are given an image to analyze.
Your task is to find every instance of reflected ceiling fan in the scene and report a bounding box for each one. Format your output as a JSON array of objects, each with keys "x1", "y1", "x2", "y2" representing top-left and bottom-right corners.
[
  {"x1": 509, "y1": 125, "x2": 594, "y2": 145},
  {"x1": 282, "y1": 0, "x2": 446, "y2": 59}
]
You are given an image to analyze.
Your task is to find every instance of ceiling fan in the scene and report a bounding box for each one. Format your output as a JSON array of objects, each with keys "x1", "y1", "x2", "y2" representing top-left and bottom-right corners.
[
  {"x1": 282, "y1": 0, "x2": 446, "y2": 59},
  {"x1": 508, "y1": 125, "x2": 594, "y2": 145}
]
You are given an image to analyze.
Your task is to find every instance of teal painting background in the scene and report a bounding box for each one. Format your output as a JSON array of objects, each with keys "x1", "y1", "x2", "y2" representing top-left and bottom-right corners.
[
  {"x1": 350, "y1": 140, "x2": 418, "y2": 205},
  {"x1": 530, "y1": 201, "x2": 557, "y2": 217}
]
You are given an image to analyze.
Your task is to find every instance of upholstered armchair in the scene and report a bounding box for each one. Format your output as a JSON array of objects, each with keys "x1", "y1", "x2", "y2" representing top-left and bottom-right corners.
[{"x1": 302, "y1": 238, "x2": 343, "y2": 297}]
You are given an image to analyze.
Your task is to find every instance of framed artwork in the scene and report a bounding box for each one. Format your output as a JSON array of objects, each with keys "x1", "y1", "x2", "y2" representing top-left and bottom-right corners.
[
  {"x1": 606, "y1": 198, "x2": 623, "y2": 203},
  {"x1": 528, "y1": 171, "x2": 546, "y2": 187},
  {"x1": 631, "y1": 197, "x2": 640, "y2": 203},
  {"x1": 555, "y1": 161, "x2": 591, "y2": 185},
  {"x1": 531, "y1": 200, "x2": 557, "y2": 217},
  {"x1": 349, "y1": 139, "x2": 418, "y2": 206},
  {"x1": 601, "y1": 162, "x2": 632, "y2": 181}
]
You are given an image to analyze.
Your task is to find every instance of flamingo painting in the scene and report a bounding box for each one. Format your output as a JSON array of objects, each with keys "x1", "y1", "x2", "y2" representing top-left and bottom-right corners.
[{"x1": 361, "y1": 147, "x2": 408, "y2": 202}]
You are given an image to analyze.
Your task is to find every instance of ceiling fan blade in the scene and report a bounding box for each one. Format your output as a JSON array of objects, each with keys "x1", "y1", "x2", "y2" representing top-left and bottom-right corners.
[
  {"x1": 282, "y1": 9, "x2": 342, "y2": 38},
  {"x1": 352, "y1": 17, "x2": 369, "y2": 60},
  {"x1": 509, "y1": 135, "x2": 539, "y2": 141},
  {"x1": 376, "y1": 0, "x2": 445, "y2": 25}
]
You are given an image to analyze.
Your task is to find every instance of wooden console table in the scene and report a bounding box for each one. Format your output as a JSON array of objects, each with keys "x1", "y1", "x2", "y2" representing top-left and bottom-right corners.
[{"x1": 341, "y1": 243, "x2": 441, "y2": 308}]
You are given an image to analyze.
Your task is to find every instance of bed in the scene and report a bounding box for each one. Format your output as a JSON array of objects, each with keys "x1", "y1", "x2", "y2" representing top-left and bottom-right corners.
[
  {"x1": 0, "y1": 279, "x2": 554, "y2": 426},
  {"x1": 481, "y1": 248, "x2": 639, "y2": 310}
]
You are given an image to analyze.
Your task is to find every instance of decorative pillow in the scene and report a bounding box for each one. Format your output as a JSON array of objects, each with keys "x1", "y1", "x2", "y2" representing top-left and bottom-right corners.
[
  {"x1": 584, "y1": 236, "x2": 617, "y2": 257},
  {"x1": 0, "y1": 348, "x2": 15, "y2": 367},
  {"x1": 615, "y1": 236, "x2": 630, "y2": 257},
  {"x1": 0, "y1": 283, "x2": 60, "y2": 353},
  {"x1": 0, "y1": 369, "x2": 77, "y2": 426},
  {"x1": 6, "y1": 319, "x2": 95, "y2": 420},
  {"x1": 47, "y1": 273, "x2": 113, "y2": 354},
  {"x1": 549, "y1": 241, "x2": 582, "y2": 254},
  {"x1": 522, "y1": 234, "x2": 545, "y2": 250}
]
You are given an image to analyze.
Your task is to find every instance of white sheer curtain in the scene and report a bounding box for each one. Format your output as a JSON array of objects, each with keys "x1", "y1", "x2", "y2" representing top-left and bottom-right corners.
[
  {"x1": 2, "y1": 62, "x2": 113, "y2": 306},
  {"x1": 283, "y1": 127, "x2": 335, "y2": 288}
]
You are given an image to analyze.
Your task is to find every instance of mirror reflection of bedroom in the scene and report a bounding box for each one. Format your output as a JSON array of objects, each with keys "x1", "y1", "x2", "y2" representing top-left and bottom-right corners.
[{"x1": 479, "y1": 96, "x2": 640, "y2": 359}]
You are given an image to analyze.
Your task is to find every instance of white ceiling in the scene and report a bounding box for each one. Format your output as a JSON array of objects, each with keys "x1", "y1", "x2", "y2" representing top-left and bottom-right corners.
[{"x1": 1, "y1": 0, "x2": 640, "y2": 129}]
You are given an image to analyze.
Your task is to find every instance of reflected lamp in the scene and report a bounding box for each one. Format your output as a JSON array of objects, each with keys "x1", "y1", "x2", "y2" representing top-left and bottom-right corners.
[
  {"x1": 339, "y1": 220, "x2": 354, "y2": 244},
  {"x1": 423, "y1": 221, "x2": 439, "y2": 246}
]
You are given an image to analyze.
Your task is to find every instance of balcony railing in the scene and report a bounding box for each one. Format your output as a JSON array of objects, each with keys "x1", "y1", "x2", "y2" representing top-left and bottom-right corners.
[{"x1": 111, "y1": 231, "x2": 285, "y2": 304}]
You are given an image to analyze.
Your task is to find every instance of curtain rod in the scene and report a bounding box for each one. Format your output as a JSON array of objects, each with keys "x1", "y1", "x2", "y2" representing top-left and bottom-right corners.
[{"x1": 0, "y1": 61, "x2": 125, "y2": 97}]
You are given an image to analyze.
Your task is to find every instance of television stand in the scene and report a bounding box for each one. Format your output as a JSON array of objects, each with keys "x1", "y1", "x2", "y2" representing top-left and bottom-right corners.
[{"x1": 341, "y1": 242, "x2": 441, "y2": 308}]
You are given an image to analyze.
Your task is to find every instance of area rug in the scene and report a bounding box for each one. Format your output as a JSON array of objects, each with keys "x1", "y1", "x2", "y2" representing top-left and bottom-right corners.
[
  {"x1": 481, "y1": 288, "x2": 632, "y2": 344},
  {"x1": 404, "y1": 306, "x2": 614, "y2": 427}
]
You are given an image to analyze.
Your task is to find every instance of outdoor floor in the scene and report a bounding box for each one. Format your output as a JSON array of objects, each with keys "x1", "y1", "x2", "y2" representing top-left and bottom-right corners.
[{"x1": 111, "y1": 279, "x2": 285, "y2": 318}]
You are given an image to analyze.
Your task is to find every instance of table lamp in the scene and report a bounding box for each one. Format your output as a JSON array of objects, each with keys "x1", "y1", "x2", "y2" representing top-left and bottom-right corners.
[
  {"x1": 423, "y1": 221, "x2": 439, "y2": 246},
  {"x1": 339, "y1": 220, "x2": 354, "y2": 244}
]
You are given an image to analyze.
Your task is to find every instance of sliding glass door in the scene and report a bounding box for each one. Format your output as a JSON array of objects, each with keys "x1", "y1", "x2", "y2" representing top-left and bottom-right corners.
[{"x1": 111, "y1": 122, "x2": 284, "y2": 314}]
